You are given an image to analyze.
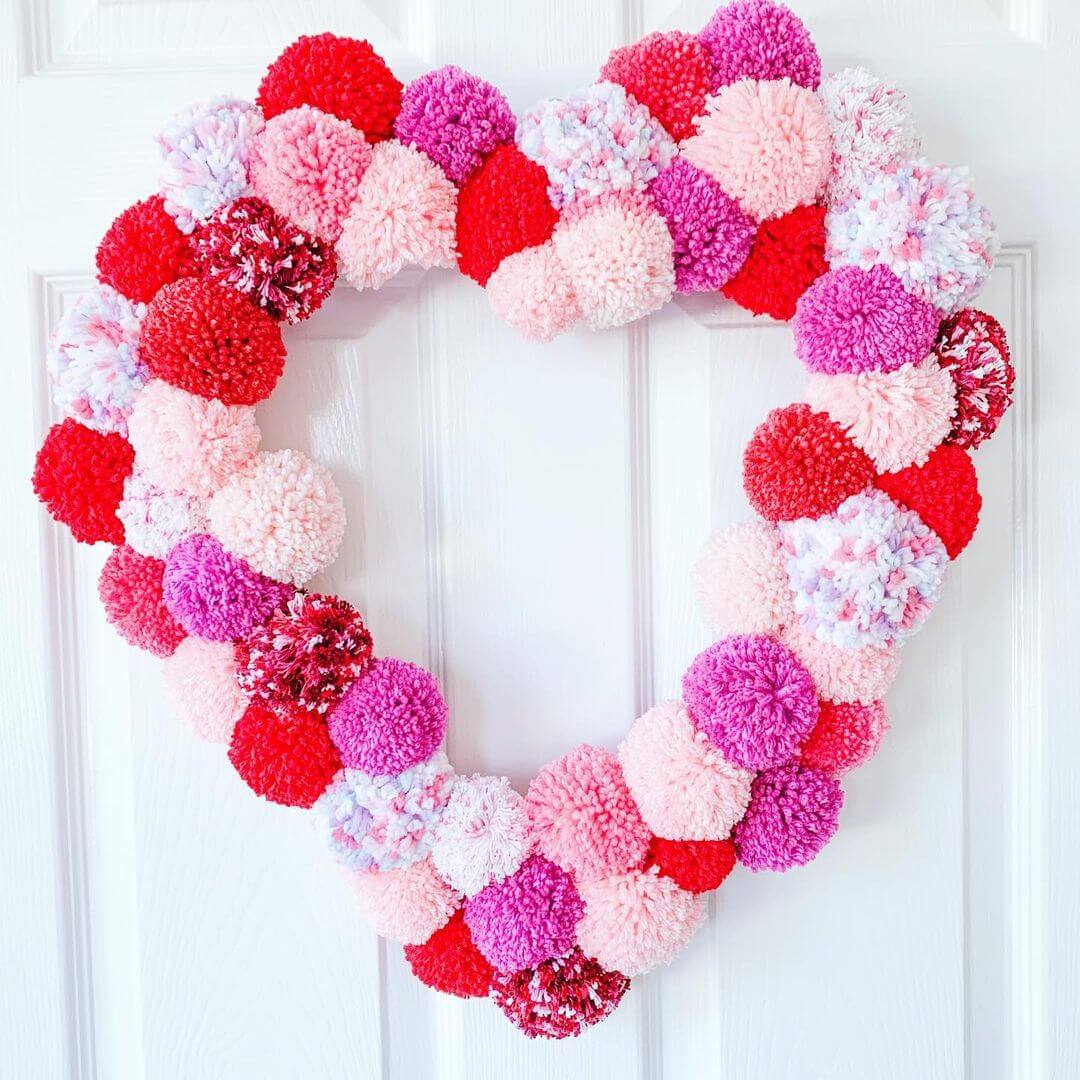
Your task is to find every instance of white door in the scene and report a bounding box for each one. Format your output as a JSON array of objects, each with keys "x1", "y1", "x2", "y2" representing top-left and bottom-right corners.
[{"x1": 2, "y1": 1, "x2": 1077, "y2": 1076}]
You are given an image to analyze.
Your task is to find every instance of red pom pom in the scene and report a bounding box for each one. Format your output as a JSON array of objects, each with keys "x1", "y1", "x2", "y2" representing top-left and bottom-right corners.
[
  {"x1": 647, "y1": 836, "x2": 736, "y2": 894},
  {"x1": 33, "y1": 419, "x2": 133, "y2": 544},
  {"x1": 456, "y1": 144, "x2": 559, "y2": 286},
  {"x1": 257, "y1": 33, "x2": 403, "y2": 143},
  {"x1": 403, "y1": 910, "x2": 494, "y2": 998},
  {"x1": 98, "y1": 545, "x2": 186, "y2": 657},
  {"x1": 800, "y1": 700, "x2": 888, "y2": 777},
  {"x1": 600, "y1": 31, "x2": 713, "y2": 141},
  {"x1": 96, "y1": 195, "x2": 197, "y2": 304},
  {"x1": 743, "y1": 403, "x2": 876, "y2": 522},
  {"x1": 876, "y1": 444, "x2": 981, "y2": 559},
  {"x1": 722, "y1": 204, "x2": 827, "y2": 321},
  {"x1": 227, "y1": 703, "x2": 341, "y2": 808},
  {"x1": 141, "y1": 278, "x2": 286, "y2": 405}
]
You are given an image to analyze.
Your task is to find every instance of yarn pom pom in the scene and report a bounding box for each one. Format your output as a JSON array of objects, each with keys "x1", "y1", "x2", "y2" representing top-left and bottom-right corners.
[
  {"x1": 486, "y1": 242, "x2": 581, "y2": 342},
  {"x1": 780, "y1": 619, "x2": 900, "y2": 705},
  {"x1": 682, "y1": 78, "x2": 831, "y2": 222},
  {"x1": 117, "y1": 470, "x2": 207, "y2": 560},
  {"x1": 733, "y1": 763, "x2": 842, "y2": 871},
  {"x1": 404, "y1": 910, "x2": 494, "y2": 999},
  {"x1": 207, "y1": 449, "x2": 345, "y2": 586},
  {"x1": 98, "y1": 545, "x2": 186, "y2": 656},
  {"x1": 348, "y1": 858, "x2": 461, "y2": 945},
  {"x1": 394, "y1": 66, "x2": 515, "y2": 185},
  {"x1": 876, "y1": 444, "x2": 981, "y2": 558},
  {"x1": 464, "y1": 854, "x2": 584, "y2": 972},
  {"x1": 743, "y1": 403, "x2": 875, "y2": 522},
  {"x1": 801, "y1": 699, "x2": 888, "y2": 777},
  {"x1": 722, "y1": 203, "x2": 827, "y2": 320},
  {"x1": 526, "y1": 745, "x2": 650, "y2": 880},
  {"x1": 162, "y1": 638, "x2": 246, "y2": 743},
  {"x1": 600, "y1": 31, "x2": 713, "y2": 141},
  {"x1": 335, "y1": 141, "x2": 457, "y2": 291},
  {"x1": 647, "y1": 836, "x2": 737, "y2": 894},
  {"x1": 648, "y1": 158, "x2": 755, "y2": 293},
  {"x1": 257, "y1": 33, "x2": 403, "y2": 143},
  {"x1": 682, "y1": 634, "x2": 818, "y2": 770},
  {"x1": 491, "y1": 947, "x2": 630, "y2": 1040},
  {"x1": 618, "y1": 702, "x2": 753, "y2": 840},
  {"x1": 33, "y1": 419, "x2": 133, "y2": 545},
  {"x1": 328, "y1": 657, "x2": 447, "y2": 775},
  {"x1": 432, "y1": 774, "x2": 531, "y2": 897},
  {"x1": 933, "y1": 309, "x2": 1014, "y2": 450}
]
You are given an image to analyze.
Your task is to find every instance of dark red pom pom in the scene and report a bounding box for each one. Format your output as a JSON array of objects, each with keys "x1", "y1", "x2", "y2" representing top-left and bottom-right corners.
[
  {"x1": 722, "y1": 204, "x2": 827, "y2": 321},
  {"x1": 647, "y1": 836, "x2": 736, "y2": 894},
  {"x1": 98, "y1": 545, "x2": 186, "y2": 657},
  {"x1": 257, "y1": 33, "x2": 403, "y2": 143},
  {"x1": 743, "y1": 403, "x2": 876, "y2": 522},
  {"x1": 800, "y1": 700, "x2": 888, "y2": 777},
  {"x1": 404, "y1": 910, "x2": 494, "y2": 998},
  {"x1": 228, "y1": 703, "x2": 341, "y2": 808},
  {"x1": 876, "y1": 444, "x2": 981, "y2": 559},
  {"x1": 95, "y1": 196, "x2": 197, "y2": 304},
  {"x1": 456, "y1": 144, "x2": 559, "y2": 286},
  {"x1": 33, "y1": 419, "x2": 133, "y2": 544},
  {"x1": 140, "y1": 278, "x2": 286, "y2": 405}
]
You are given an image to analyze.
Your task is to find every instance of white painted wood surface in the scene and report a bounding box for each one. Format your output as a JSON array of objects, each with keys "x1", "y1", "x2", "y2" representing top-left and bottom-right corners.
[{"x1": 1, "y1": 1, "x2": 1078, "y2": 1076}]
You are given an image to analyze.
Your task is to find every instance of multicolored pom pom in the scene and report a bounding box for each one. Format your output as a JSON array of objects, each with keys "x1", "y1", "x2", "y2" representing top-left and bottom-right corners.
[{"x1": 117, "y1": 470, "x2": 208, "y2": 560}]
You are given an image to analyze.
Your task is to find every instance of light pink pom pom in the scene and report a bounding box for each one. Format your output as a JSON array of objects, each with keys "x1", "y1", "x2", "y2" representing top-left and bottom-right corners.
[
  {"x1": 348, "y1": 858, "x2": 462, "y2": 945},
  {"x1": 162, "y1": 637, "x2": 245, "y2": 743},
  {"x1": 486, "y1": 243, "x2": 581, "y2": 341},
  {"x1": 780, "y1": 619, "x2": 900, "y2": 705}
]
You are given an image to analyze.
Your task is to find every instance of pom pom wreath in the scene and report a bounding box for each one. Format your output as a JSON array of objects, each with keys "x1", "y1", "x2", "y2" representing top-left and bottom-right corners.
[
  {"x1": 257, "y1": 34, "x2": 403, "y2": 144},
  {"x1": 404, "y1": 910, "x2": 494, "y2": 999},
  {"x1": 140, "y1": 278, "x2": 285, "y2": 406},
  {"x1": 827, "y1": 159, "x2": 999, "y2": 313},
  {"x1": 162, "y1": 533, "x2": 292, "y2": 642},
  {"x1": 48, "y1": 285, "x2": 147, "y2": 435},
  {"x1": 228, "y1": 702, "x2": 341, "y2": 808},
  {"x1": 98, "y1": 545, "x2": 186, "y2": 656},
  {"x1": 648, "y1": 158, "x2": 755, "y2": 293},
  {"x1": 618, "y1": 702, "x2": 753, "y2": 840},
  {"x1": 192, "y1": 196, "x2": 336, "y2": 323},
  {"x1": 733, "y1": 763, "x2": 842, "y2": 871},
  {"x1": 820, "y1": 68, "x2": 921, "y2": 207},
  {"x1": 699, "y1": 0, "x2": 821, "y2": 91},
  {"x1": 432, "y1": 774, "x2": 531, "y2": 897},
  {"x1": 933, "y1": 309, "x2": 1014, "y2": 450},
  {"x1": 682, "y1": 78, "x2": 831, "y2": 222},
  {"x1": 491, "y1": 947, "x2": 629, "y2": 1040},
  {"x1": 646, "y1": 836, "x2": 736, "y2": 894},
  {"x1": 805, "y1": 356, "x2": 957, "y2": 472},
  {"x1": 800, "y1": 699, "x2": 888, "y2": 777},
  {"x1": 526, "y1": 745, "x2": 650, "y2": 881},
  {"x1": 682, "y1": 634, "x2": 818, "y2": 771},
  {"x1": 348, "y1": 858, "x2": 461, "y2": 945},
  {"x1": 780, "y1": 619, "x2": 900, "y2": 705},
  {"x1": 126, "y1": 380, "x2": 260, "y2": 498},
  {"x1": 117, "y1": 470, "x2": 207, "y2": 560},
  {"x1": 515, "y1": 82, "x2": 675, "y2": 212},
  {"x1": 156, "y1": 97, "x2": 263, "y2": 234},
  {"x1": 876, "y1": 444, "x2": 981, "y2": 559},
  {"x1": 793, "y1": 264, "x2": 942, "y2": 376},
  {"x1": 600, "y1": 31, "x2": 713, "y2": 142},
  {"x1": 394, "y1": 66, "x2": 515, "y2": 185},
  {"x1": 207, "y1": 449, "x2": 345, "y2": 586},
  {"x1": 722, "y1": 203, "x2": 826, "y2": 320},
  {"x1": 742, "y1": 403, "x2": 875, "y2": 522},
  {"x1": 33, "y1": 419, "x2": 133, "y2": 545},
  {"x1": 575, "y1": 869, "x2": 706, "y2": 977},
  {"x1": 464, "y1": 854, "x2": 584, "y2": 972},
  {"x1": 552, "y1": 195, "x2": 675, "y2": 330},
  {"x1": 328, "y1": 657, "x2": 447, "y2": 775},
  {"x1": 455, "y1": 144, "x2": 559, "y2": 286},
  {"x1": 162, "y1": 638, "x2": 246, "y2": 743},
  {"x1": 236, "y1": 593, "x2": 373, "y2": 716},
  {"x1": 335, "y1": 141, "x2": 457, "y2": 291},
  {"x1": 95, "y1": 195, "x2": 197, "y2": 304},
  {"x1": 691, "y1": 520, "x2": 792, "y2": 636},
  {"x1": 249, "y1": 107, "x2": 373, "y2": 243},
  {"x1": 780, "y1": 489, "x2": 949, "y2": 649},
  {"x1": 485, "y1": 242, "x2": 581, "y2": 342}
]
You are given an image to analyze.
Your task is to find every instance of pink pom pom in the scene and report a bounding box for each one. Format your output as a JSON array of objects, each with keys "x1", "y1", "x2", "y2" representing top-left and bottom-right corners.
[
  {"x1": 486, "y1": 242, "x2": 581, "y2": 342},
  {"x1": 779, "y1": 619, "x2": 900, "y2": 704},
  {"x1": 348, "y1": 858, "x2": 461, "y2": 944},
  {"x1": 162, "y1": 638, "x2": 246, "y2": 743},
  {"x1": 98, "y1": 545, "x2": 186, "y2": 657},
  {"x1": 800, "y1": 699, "x2": 889, "y2": 777}
]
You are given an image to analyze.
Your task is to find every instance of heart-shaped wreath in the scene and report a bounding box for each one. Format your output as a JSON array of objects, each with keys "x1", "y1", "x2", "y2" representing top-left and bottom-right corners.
[{"x1": 32, "y1": 0, "x2": 1013, "y2": 1041}]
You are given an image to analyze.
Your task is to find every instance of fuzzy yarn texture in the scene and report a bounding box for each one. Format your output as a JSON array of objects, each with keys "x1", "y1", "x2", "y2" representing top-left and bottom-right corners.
[
  {"x1": 404, "y1": 910, "x2": 494, "y2": 999},
  {"x1": 743, "y1": 403, "x2": 875, "y2": 522},
  {"x1": 618, "y1": 702, "x2": 753, "y2": 840},
  {"x1": 328, "y1": 657, "x2": 447, "y2": 775},
  {"x1": 647, "y1": 836, "x2": 737, "y2": 894},
  {"x1": 780, "y1": 619, "x2": 900, "y2": 705},
  {"x1": 207, "y1": 449, "x2": 345, "y2": 586},
  {"x1": 733, "y1": 762, "x2": 843, "y2": 871},
  {"x1": 526, "y1": 745, "x2": 650, "y2": 881},
  {"x1": 98, "y1": 545, "x2": 186, "y2": 657},
  {"x1": 162, "y1": 638, "x2": 246, "y2": 743},
  {"x1": 117, "y1": 470, "x2": 208, "y2": 560},
  {"x1": 348, "y1": 858, "x2": 461, "y2": 945},
  {"x1": 485, "y1": 242, "x2": 581, "y2": 342},
  {"x1": 801, "y1": 699, "x2": 888, "y2": 777}
]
